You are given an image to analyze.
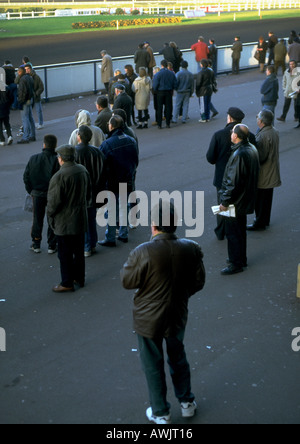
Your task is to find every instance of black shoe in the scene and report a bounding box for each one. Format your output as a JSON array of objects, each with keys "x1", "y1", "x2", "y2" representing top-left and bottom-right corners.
[
  {"x1": 295, "y1": 124, "x2": 300, "y2": 129},
  {"x1": 246, "y1": 224, "x2": 266, "y2": 231},
  {"x1": 277, "y1": 116, "x2": 285, "y2": 122},
  {"x1": 221, "y1": 265, "x2": 244, "y2": 275},
  {"x1": 98, "y1": 240, "x2": 116, "y2": 247},
  {"x1": 117, "y1": 236, "x2": 128, "y2": 244},
  {"x1": 211, "y1": 111, "x2": 219, "y2": 118}
]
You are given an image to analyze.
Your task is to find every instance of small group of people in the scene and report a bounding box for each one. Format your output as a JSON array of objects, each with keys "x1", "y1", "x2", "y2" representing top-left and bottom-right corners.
[
  {"x1": 0, "y1": 56, "x2": 45, "y2": 146},
  {"x1": 256, "y1": 29, "x2": 300, "y2": 75},
  {"x1": 23, "y1": 112, "x2": 139, "y2": 292},
  {"x1": 207, "y1": 106, "x2": 281, "y2": 275},
  {"x1": 259, "y1": 59, "x2": 300, "y2": 128}
]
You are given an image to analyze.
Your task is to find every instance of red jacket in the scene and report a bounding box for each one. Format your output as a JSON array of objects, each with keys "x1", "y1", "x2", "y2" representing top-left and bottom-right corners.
[{"x1": 191, "y1": 41, "x2": 209, "y2": 62}]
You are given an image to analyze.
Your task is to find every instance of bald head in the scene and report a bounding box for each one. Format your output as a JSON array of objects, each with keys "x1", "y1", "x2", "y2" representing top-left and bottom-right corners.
[{"x1": 232, "y1": 124, "x2": 249, "y2": 144}]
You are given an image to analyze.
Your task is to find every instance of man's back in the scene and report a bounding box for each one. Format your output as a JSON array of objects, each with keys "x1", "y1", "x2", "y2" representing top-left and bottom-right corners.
[
  {"x1": 152, "y1": 68, "x2": 177, "y2": 91},
  {"x1": 100, "y1": 128, "x2": 138, "y2": 192},
  {"x1": 191, "y1": 41, "x2": 209, "y2": 61},
  {"x1": 47, "y1": 162, "x2": 90, "y2": 236},
  {"x1": 24, "y1": 149, "x2": 59, "y2": 196},
  {"x1": 121, "y1": 233, "x2": 205, "y2": 339}
]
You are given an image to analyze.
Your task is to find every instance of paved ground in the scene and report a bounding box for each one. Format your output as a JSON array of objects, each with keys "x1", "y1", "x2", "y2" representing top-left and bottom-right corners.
[
  {"x1": 0, "y1": 69, "x2": 299, "y2": 425},
  {"x1": 2, "y1": 17, "x2": 300, "y2": 66}
]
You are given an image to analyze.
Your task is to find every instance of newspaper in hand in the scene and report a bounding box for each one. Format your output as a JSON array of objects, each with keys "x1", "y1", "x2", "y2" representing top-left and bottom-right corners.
[{"x1": 211, "y1": 205, "x2": 236, "y2": 218}]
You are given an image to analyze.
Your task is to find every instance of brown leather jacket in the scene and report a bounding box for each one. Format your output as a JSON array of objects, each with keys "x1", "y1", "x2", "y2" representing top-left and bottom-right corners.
[{"x1": 121, "y1": 233, "x2": 206, "y2": 339}]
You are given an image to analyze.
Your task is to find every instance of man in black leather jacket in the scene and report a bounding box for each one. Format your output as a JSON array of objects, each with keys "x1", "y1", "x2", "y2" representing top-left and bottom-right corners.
[{"x1": 219, "y1": 124, "x2": 260, "y2": 275}]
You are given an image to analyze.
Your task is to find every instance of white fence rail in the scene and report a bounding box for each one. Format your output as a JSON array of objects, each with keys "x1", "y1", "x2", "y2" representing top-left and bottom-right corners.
[
  {"x1": 31, "y1": 42, "x2": 270, "y2": 101},
  {"x1": 1, "y1": 1, "x2": 300, "y2": 19}
]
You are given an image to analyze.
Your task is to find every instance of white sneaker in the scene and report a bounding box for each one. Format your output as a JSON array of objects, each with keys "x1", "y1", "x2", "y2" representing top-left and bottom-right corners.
[
  {"x1": 84, "y1": 251, "x2": 92, "y2": 258},
  {"x1": 181, "y1": 400, "x2": 197, "y2": 418},
  {"x1": 0, "y1": 141, "x2": 5, "y2": 146},
  {"x1": 7, "y1": 136, "x2": 13, "y2": 145},
  {"x1": 146, "y1": 407, "x2": 171, "y2": 424},
  {"x1": 36, "y1": 124, "x2": 44, "y2": 130},
  {"x1": 30, "y1": 244, "x2": 41, "y2": 254},
  {"x1": 48, "y1": 248, "x2": 57, "y2": 254}
]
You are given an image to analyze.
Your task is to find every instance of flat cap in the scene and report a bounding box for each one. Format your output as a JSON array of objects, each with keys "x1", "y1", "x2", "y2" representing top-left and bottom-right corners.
[
  {"x1": 227, "y1": 107, "x2": 245, "y2": 122},
  {"x1": 56, "y1": 144, "x2": 75, "y2": 158},
  {"x1": 114, "y1": 83, "x2": 125, "y2": 91}
]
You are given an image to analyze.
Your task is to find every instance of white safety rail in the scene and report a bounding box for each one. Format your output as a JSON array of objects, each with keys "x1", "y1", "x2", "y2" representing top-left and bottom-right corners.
[
  {"x1": 32, "y1": 42, "x2": 265, "y2": 101},
  {"x1": 1, "y1": 1, "x2": 300, "y2": 19}
]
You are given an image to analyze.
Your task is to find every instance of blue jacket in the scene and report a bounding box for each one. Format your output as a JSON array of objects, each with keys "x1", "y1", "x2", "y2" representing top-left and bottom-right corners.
[
  {"x1": 100, "y1": 128, "x2": 139, "y2": 193},
  {"x1": 152, "y1": 68, "x2": 177, "y2": 91},
  {"x1": 261, "y1": 73, "x2": 279, "y2": 104},
  {"x1": 175, "y1": 68, "x2": 195, "y2": 95}
]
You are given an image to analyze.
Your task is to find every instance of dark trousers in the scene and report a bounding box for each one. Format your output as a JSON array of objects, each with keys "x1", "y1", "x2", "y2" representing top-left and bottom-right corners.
[
  {"x1": 281, "y1": 97, "x2": 298, "y2": 119},
  {"x1": 32, "y1": 196, "x2": 56, "y2": 248},
  {"x1": 254, "y1": 188, "x2": 274, "y2": 228},
  {"x1": 57, "y1": 234, "x2": 85, "y2": 288},
  {"x1": 232, "y1": 58, "x2": 240, "y2": 74},
  {"x1": 137, "y1": 329, "x2": 194, "y2": 417},
  {"x1": 0, "y1": 116, "x2": 12, "y2": 142},
  {"x1": 156, "y1": 90, "x2": 173, "y2": 126},
  {"x1": 214, "y1": 189, "x2": 225, "y2": 240},
  {"x1": 224, "y1": 215, "x2": 247, "y2": 268}
]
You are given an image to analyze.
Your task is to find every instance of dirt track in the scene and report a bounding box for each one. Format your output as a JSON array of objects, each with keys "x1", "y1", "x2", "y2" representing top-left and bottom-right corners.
[{"x1": 1, "y1": 17, "x2": 300, "y2": 66}]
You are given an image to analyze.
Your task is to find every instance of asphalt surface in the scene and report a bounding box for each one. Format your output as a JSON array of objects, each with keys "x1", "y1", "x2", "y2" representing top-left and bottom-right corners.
[
  {"x1": 0, "y1": 68, "x2": 299, "y2": 426},
  {"x1": 2, "y1": 17, "x2": 300, "y2": 66}
]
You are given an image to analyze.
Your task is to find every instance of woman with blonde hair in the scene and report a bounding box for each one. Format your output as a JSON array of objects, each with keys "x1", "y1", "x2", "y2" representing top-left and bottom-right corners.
[{"x1": 132, "y1": 67, "x2": 152, "y2": 129}]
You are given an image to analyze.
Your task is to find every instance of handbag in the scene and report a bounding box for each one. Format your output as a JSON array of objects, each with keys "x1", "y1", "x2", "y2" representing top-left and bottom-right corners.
[
  {"x1": 23, "y1": 194, "x2": 33, "y2": 213},
  {"x1": 254, "y1": 50, "x2": 260, "y2": 61}
]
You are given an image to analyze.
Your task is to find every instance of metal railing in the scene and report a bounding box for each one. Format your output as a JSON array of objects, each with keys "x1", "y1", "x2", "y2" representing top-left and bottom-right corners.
[{"x1": 31, "y1": 42, "x2": 268, "y2": 102}]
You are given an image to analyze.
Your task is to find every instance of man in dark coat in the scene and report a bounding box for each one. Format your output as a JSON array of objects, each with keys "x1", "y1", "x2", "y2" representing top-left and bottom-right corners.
[
  {"x1": 98, "y1": 115, "x2": 139, "y2": 247},
  {"x1": 121, "y1": 201, "x2": 205, "y2": 424},
  {"x1": 17, "y1": 66, "x2": 36, "y2": 144},
  {"x1": 261, "y1": 65, "x2": 279, "y2": 115},
  {"x1": 219, "y1": 124, "x2": 260, "y2": 275},
  {"x1": 231, "y1": 36, "x2": 243, "y2": 75},
  {"x1": 95, "y1": 95, "x2": 112, "y2": 136},
  {"x1": 152, "y1": 59, "x2": 177, "y2": 129},
  {"x1": 134, "y1": 43, "x2": 151, "y2": 74},
  {"x1": 75, "y1": 125, "x2": 106, "y2": 257},
  {"x1": 112, "y1": 84, "x2": 133, "y2": 127},
  {"x1": 47, "y1": 145, "x2": 91, "y2": 293},
  {"x1": 24, "y1": 134, "x2": 59, "y2": 253},
  {"x1": 207, "y1": 107, "x2": 256, "y2": 240},
  {"x1": 196, "y1": 58, "x2": 215, "y2": 122}
]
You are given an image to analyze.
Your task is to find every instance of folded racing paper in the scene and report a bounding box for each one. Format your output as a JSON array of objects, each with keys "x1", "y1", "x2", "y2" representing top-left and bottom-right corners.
[{"x1": 211, "y1": 205, "x2": 236, "y2": 218}]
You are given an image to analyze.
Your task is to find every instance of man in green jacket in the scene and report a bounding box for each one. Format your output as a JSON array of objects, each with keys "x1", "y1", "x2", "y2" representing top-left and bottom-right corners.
[{"x1": 47, "y1": 145, "x2": 91, "y2": 293}]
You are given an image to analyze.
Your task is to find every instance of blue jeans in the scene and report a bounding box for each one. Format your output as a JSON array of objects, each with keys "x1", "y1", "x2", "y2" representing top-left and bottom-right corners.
[
  {"x1": 137, "y1": 329, "x2": 195, "y2": 417},
  {"x1": 34, "y1": 101, "x2": 44, "y2": 126},
  {"x1": 20, "y1": 102, "x2": 36, "y2": 141},
  {"x1": 203, "y1": 95, "x2": 212, "y2": 121},
  {"x1": 174, "y1": 92, "x2": 190, "y2": 122},
  {"x1": 85, "y1": 207, "x2": 98, "y2": 252},
  {"x1": 105, "y1": 195, "x2": 128, "y2": 243}
]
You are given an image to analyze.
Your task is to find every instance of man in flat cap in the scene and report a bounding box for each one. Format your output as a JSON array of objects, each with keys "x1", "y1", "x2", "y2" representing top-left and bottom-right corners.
[
  {"x1": 206, "y1": 108, "x2": 256, "y2": 240},
  {"x1": 113, "y1": 83, "x2": 133, "y2": 126},
  {"x1": 47, "y1": 145, "x2": 91, "y2": 293}
]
